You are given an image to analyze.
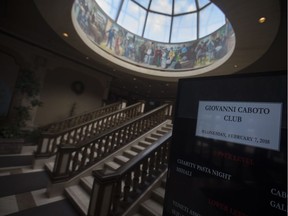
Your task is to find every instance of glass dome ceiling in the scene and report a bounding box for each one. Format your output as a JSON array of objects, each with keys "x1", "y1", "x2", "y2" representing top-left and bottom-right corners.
[
  {"x1": 72, "y1": 0, "x2": 235, "y2": 77},
  {"x1": 95, "y1": 0, "x2": 226, "y2": 43}
]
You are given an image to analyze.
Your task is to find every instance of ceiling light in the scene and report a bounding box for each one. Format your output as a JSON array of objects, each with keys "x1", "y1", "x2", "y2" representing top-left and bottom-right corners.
[
  {"x1": 62, "y1": 32, "x2": 69, "y2": 37},
  {"x1": 234, "y1": 64, "x2": 238, "y2": 68},
  {"x1": 258, "y1": 17, "x2": 266, "y2": 24}
]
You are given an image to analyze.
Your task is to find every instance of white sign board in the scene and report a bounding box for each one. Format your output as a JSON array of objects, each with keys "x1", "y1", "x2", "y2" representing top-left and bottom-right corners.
[{"x1": 196, "y1": 101, "x2": 282, "y2": 151}]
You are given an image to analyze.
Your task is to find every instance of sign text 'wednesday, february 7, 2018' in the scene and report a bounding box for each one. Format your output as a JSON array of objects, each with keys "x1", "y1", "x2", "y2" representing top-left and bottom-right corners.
[{"x1": 195, "y1": 101, "x2": 282, "y2": 151}]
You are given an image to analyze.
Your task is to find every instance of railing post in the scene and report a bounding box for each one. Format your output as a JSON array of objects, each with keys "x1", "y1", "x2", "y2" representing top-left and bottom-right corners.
[
  {"x1": 52, "y1": 144, "x2": 74, "y2": 180},
  {"x1": 35, "y1": 134, "x2": 53, "y2": 157},
  {"x1": 35, "y1": 136, "x2": 47, "y2": 155},
  {"x1": 121, "y1": 100, "x2": 127, "y2": 109},
  {"x1": 140, "y1": 101, "x2": 145, "y2": 113},
  {"x1": 88, "y1": 170, "x2": 117, "y2": 216},
  {"x1": 168, "y1": 103, "x2": 173, "y2": 117}
]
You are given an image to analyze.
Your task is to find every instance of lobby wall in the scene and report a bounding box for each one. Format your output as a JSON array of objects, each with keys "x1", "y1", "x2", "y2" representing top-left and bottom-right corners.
[{"x1": 0, "y1": 33, "x2": 112, "y2": 128}]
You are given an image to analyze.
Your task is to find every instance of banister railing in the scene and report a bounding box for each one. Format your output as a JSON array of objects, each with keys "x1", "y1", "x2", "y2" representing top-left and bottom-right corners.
[
  {"x1": 88, "y1": 131, "x2": 171, "y2": 216},
  {"x1": 41, "y1": 101, "x2": 126, "y2": 133},
  {"x1": 48, "y1": 104, "x2": 172, "y2": 182},
  {"x1": 35, "y1": 102, "x2": 145, "y2": 158}
]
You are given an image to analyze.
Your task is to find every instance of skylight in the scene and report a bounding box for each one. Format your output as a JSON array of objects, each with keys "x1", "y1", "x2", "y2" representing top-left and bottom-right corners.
[
  {"x1": 95, "y1": 0, "x2": 226, "y2": 43},
  {"x1": 72, "y1": 0, "x2": 235, "y2": 74}
]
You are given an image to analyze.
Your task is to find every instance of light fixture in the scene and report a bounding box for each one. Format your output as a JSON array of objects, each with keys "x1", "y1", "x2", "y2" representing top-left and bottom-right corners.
[
  {"x1": 234, "y1": 64, "x2": 238, "y2": 68},
  {"x1": 62, "y1": 32, "x2": 69, "y2": 37},
  {"x1": 258, "y1": 17, "x2": 266, "y2": 24}
]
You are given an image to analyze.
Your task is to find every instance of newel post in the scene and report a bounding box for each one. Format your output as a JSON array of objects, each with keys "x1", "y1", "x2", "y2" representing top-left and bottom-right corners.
[
  {"x1": 121, "y1": 100, "x2": 127, "y2": 109},
  {"x1": 52, "y1": 144, "x2": 74, "y2": 180},
  {"x1": 138, "y1": 100, "x2": 145, "y2": 113},
  {"x1": 88, "y1": 169, "x2": 117, "y2": 216}
]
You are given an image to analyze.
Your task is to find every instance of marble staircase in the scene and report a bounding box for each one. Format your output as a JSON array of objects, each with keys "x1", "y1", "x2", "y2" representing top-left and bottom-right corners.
[{"x1": 65, "y1": 122, "x2": 172, "y2": 216}]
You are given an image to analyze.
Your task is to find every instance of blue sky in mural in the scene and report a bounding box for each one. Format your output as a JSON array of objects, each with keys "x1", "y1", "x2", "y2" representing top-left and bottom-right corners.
[{"x1": 95, "y1": 0, "x2": 226, "y2": 43}]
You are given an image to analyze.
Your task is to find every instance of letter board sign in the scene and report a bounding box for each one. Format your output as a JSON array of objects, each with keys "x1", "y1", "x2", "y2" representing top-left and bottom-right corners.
[{"x1": 163, "y1": 72, "x2": 287, "y2": 216}]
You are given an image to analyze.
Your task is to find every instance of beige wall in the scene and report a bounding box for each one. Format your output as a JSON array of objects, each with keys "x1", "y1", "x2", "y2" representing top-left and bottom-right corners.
[
  {"x1": 0, "y1": 33, "x2": 112, "y2": 128},
  {"x1": 35, "y1": 67, "x2": 106, "y2": 126}
]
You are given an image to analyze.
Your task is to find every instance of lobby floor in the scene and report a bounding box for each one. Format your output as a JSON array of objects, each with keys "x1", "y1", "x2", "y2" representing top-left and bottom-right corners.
[{"x1": 0, "y1": 146, "x2": 79, "y2": 216}]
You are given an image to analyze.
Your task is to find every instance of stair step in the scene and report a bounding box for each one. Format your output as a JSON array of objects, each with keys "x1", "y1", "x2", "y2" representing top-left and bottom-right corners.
[
  {"x1": 114, "y1": 155, "x2": 130, "y2": 165},
  {"x1": 123, "y1": 150, "x2": 138, "y2": 159},
  {"x1": 0, "y1": 155, "x2": 34, "y2": 169},
  {"x1": 131, "y1": 145, "x2": 146, "y2": 153},
  {"x1": 145, "y1": 137, "x2": 157, "y2": 143},
  {"x1": 105, "y1": 161, "x2": 121, "y2": 170},
  {"x1": 138, "y1": 140, "x2": 152, "y2": 147},
  {"x1": 156, "y1": 129, "x2": 167, "y2": 135},
  {"x1": 140, "y1": 199, "x2": 163, "y2": 216},
  {"x1": 152, "y1": 187, "x2": 165, "y2": 205},
  {"x1": 65, "y1": 185, "x2": 89, "y2": 216},
  {"x1": 150, "y1": 133, "x2": 162, "y2": 139},
  {"x1": 166, "y1": 123, "x2": 173, "y2": 128},
  {"x1": 162, "y1": 125, "x2": 172, "y2": 131},
  {"x1": 80, "y1": 175, "x2": 94, "y2": 194}
]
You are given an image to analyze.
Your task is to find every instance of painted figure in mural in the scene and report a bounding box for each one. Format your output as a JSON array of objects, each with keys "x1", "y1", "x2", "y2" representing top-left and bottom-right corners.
[
  {"x1": 77, "y1": 0, "x2": 89, "y2": 32},
  {"x1": 195, "y1": 41, "x2": 207, "y2": 65},
  {"x1": 139, "y1": 42, "x2": 146, "y2": 63},
  {"x1": 161, "y1": 47, "x2": 168, "y2": 69},
  {"x1": 174, "y1": 50, "x2": 182, "y2": 69},
  {"x1": 167, "y1": 49, "x2": 181, "y2": 69},
  {"x1": 206, "y1": 37, "x2": 215, "y2": 62},
  {"x1": 165, "y1": 47, "x2": 175, "y2": 68},
  {"x1": 88, "y1": 13, "x2": 104, "y2": 44},
  {"x1": 153, "y1": 46, "x2": 162, "y2": 67},
  {"x1": 127, "y1": 40, "x2": 135, "y2": 60},
  {"x1": 144, "y1": 44, "x2": 154, "y2": 65},
  {"x1": 106, "y1": 28, "x2": 115, "y2": 49},
  {"x1": 134, "y1": 41, "x2": 142, "y2": 63},
  {"x1": 180, "y1": 44, "x2": 188, "y2": 61},
  {"x1": 114, "y1": 30, "x2": 123, "y2": 55}
]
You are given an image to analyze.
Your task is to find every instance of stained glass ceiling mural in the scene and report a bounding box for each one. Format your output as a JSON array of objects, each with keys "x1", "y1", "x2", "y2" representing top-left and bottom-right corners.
[{"x1": 72, "y1": 0, "x2": 235, "y2": 76}]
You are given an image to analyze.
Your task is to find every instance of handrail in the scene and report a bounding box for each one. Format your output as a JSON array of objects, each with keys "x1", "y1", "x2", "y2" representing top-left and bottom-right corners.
[
  {"x1": 35, "y1": 102, "x2": 145, "y2": 158},
  {"x1": 88, "y1": 131, "x2": 172, "y2": 216},
  {"x1": 40, "y1": 101, "x2": 126, "y2": 133},
  {"x1": 48, "y1": 103, "x2": 173, "y2": 182}
]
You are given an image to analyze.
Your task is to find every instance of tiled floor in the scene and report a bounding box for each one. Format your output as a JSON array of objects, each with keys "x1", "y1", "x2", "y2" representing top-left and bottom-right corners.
[
  {"x1": 0, "y1": 188, "x2": 65, "y2": 215},
  {"x1": 0, "y1": 145, "x2": 65, "y2": 215}
]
